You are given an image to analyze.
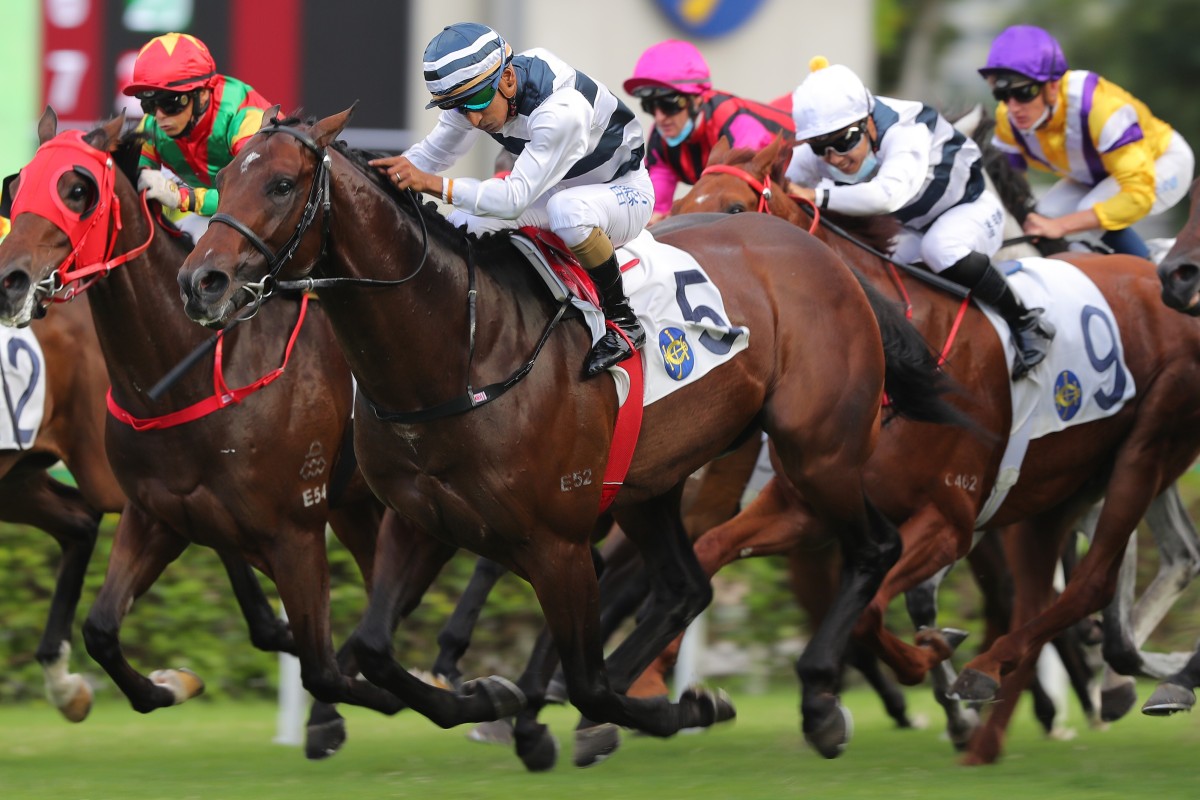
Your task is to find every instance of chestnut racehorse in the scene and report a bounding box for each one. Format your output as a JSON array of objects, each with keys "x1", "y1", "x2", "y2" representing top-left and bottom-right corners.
[
  {"x1": 176, "y1": 107, "x2": 961, "y2": 759},
  {"x1": 672, "y1": 136, "x2": 1200, "y2": 763},
  {"x1": 0, "y1": 109, "x2": 454, "y2": 759}
]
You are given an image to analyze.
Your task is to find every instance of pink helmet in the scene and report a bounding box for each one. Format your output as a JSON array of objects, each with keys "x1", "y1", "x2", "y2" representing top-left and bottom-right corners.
[{"x1": 623, "y1": 40, "x2": 712, "y2": 97}]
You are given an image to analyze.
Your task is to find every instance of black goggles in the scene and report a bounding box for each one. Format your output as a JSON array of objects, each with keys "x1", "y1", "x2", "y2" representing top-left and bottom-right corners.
[
  {"x1": 138, "y1": 91, "x2": 191, "y2": 116},
  {"x1": 639, "y1": 94, "x2": 689, "y2": 116},
  {"x1": 807, "y1": 124, "x2": 866, "y2": 157},
  {"x1": 992, "y1": 82, "x2": 1043, "y2": 104}
]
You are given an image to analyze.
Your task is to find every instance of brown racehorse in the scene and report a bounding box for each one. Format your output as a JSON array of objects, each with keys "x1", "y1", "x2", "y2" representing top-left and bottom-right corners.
[
  {"x1": 0, "y1": 109, "x2": 455, "y2": 758},
  {"x1": 176, "y1": 107, "x2": 961, "y2": 760},
  {"x1": 672, "y1": 136, "x2": 1200, "y2": 763}
]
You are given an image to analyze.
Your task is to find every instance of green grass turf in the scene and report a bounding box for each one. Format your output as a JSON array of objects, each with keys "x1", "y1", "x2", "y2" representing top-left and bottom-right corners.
[{"x1": 1, "y1": 683, "x2": 1198, "y2": 799}]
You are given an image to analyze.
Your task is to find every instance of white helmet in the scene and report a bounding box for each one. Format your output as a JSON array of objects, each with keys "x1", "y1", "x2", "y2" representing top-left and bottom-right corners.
[{"x1": 791, "y1": 63, "x2": 874, "y2": 140}]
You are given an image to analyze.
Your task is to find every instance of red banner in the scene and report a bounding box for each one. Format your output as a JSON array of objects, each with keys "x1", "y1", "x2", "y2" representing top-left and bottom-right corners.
[{"x1": 42, "y1": 0, "x2": 107, "y2": 121}]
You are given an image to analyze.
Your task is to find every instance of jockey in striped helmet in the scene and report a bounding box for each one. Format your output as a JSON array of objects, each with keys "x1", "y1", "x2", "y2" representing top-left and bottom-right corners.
[
  {"x1": 786, "y1": 58, "x2": 1054, "y2": 380},
  {"x1": 372, "y1": 22, "x2": 653, "y2": 377}
]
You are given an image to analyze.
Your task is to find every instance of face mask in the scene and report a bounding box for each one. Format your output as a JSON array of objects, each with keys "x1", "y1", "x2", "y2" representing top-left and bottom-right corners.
[
  {"x1": 1014, "y1": 105, "x2": 1052, "y2": 133},
  {"x1": 828, "y1": 149, "x2": 879, "y2": 184},
  {"x1": 664, "y1": 118, "x2": 694, "y2": 147}
]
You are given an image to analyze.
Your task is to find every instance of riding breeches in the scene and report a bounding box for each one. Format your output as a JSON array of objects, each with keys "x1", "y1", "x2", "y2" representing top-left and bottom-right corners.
[
  {"x1": 891, "y1": 188, "x2": 1005, "y2": 273},
  {"x1": 446, "y1": 168, "x2": 654, "y2": 249}
]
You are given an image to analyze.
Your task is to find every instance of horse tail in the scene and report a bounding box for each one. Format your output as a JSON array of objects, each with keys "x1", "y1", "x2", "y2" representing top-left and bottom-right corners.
[{"x1": 854, "y1": 272, "x2": 977, "y2": 430}]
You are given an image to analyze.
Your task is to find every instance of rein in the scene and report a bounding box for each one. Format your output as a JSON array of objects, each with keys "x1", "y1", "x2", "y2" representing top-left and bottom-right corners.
[{"x1": 216, "y1": 122, "x2": 572, "y2": 424}]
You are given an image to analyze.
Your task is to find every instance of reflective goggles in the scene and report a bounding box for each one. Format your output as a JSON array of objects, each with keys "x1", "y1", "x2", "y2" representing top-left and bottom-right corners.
[
  {"x1": 991, "y1": 82, "x2": 1043, "y2": 104},
  {"x1": 439, "y1": 83, "x2": 498, "y2": 113},
  {"x1": 639, "y1": 94, "x2": 689, "y2": 116},
  {"x1": 807, "y1": 123, "x2": 867, "y2": 157},
  {"x1": 138, "y1": 91, "x2": 191, "y2": 116}
]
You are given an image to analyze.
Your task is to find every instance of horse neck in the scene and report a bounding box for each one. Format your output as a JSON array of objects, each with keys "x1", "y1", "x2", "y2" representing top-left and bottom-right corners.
[
  {"x1": 320, "y1": 173, "x2": 545, "y2": 410},
  {"x1": 86, "y1": 181, "x2": 213, "y2": 402}
]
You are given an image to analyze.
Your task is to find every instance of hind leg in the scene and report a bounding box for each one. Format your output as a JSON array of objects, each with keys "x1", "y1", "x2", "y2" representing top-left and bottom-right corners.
[{"x1": 5, "y1": 473, "x2": 102, "y2": 722}]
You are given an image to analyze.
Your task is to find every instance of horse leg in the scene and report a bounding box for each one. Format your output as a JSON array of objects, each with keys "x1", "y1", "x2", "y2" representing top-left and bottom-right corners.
[
  {"x1": 6, "y1": 473, "x2": 102, "y2": 722},
  {"x1": 217, "y1": 551, "x2": 296, "y2": 654},
  {"x1": 1143, "y1": 642, "x2": 1200, "y2": 715},
  {"x1": 350, "y1": 518, "x2": 523, "y2": 728},
  {"x1": 432, "y1": 557, "x2": 509, "y2": 689},
  {"x1": 81, "y1": 505, "x2": 196, "y2": 713},
  {"x1": 951, "y1": 471, "x2": 1152, "y2": 704},
  {"x1": 963, "y1": 515, "x2": 1070, "y2": 766}
]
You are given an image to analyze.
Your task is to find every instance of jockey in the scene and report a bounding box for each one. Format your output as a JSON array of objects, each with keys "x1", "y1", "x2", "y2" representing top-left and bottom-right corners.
[
  {"x1": 623, "y1": 39, "x2": 795, "y2": 224},
  {"x1": 370, "y1": 22, "x2": 652, "y2": 378},
  {"x1": 979, "y1": 25, "x2": 1194, "y2": 259},
  {"x1": 122, "y1": 33, "x2": 272, "y2": 241},
  {"x1": 786, "y1": 58, "x2": 1055, "y2": 381}
]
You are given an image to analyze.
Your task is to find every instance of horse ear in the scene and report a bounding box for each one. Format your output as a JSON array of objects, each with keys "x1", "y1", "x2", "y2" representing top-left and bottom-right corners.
[
  {"x1": 311, "y1": 103, "x2": 357, "y2": 149},
  {"x1": 82, "y1": 114, "x2": 126, "y2": 153},
  {"x1": 709, "y1": 135, "x2": 732, "y2": 165},
  {"x1": 37, "y1": 106, "x2": 58, "y2": 145},
  {"x1": 750, "y1": 133, "x2": 783, "y2": 174},
  {"x1": 259, "y1": 105, "x2": 282, "y2": 132}
]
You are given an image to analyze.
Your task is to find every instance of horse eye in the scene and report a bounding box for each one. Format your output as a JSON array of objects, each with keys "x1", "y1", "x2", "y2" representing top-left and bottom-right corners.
[
  {"x1": 728, "y1": 204, "x2": 746, "y2": 214},
  {"x1": 272, "y1": 179, "x2": 295, "y2": 196}
]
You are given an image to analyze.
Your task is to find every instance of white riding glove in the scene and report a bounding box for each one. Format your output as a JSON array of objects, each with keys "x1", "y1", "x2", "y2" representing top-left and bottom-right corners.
[{"x1": 137, "y1": 169, "x2": 184, "y2": 211}]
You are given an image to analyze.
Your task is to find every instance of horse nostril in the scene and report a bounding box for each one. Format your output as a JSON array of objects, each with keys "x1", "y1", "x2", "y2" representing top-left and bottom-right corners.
[
  {"x1": 193, "y1": 268, "x2": 229, "y2": 301},
  {"x1": 0, "y1": 270, "x2": 30, "y2": 296}
]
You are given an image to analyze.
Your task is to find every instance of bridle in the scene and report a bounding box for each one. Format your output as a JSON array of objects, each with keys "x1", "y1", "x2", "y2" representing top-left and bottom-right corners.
[
  {"x1": 699, "y1": 163, "x2": 821, "y2": 233},
  {"x1": 208, "y1": 122, "x2": 430, "y2": 316}
]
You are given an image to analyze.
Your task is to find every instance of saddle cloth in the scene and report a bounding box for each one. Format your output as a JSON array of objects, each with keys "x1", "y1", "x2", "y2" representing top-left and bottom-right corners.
[
  {"x1": 511, "y1": 228, "x2": 750, "y2": 407},
  {"x1": 0, "y1": 325, "x2": 46, "y2": 450},
  {"x1": 973, "y1": 256, "x2": 1136, "y2": 528}
]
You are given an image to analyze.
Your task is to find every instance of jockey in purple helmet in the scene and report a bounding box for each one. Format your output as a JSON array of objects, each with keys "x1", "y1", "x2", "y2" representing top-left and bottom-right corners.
[
  {"x1": 370, "y1": 22, "x2": 652, "y2": 377},
  {"x1": 980, "y1": 25, "x2": 1194, "y2": 259},
  {"x1": 623, "y1": 40, "x2": 794, "y2": 223}
]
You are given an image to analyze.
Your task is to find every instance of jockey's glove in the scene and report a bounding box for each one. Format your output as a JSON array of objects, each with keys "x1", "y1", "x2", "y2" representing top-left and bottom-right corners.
[{"x1": 137, "y1": 169, "x2": 189, "y2": 212}]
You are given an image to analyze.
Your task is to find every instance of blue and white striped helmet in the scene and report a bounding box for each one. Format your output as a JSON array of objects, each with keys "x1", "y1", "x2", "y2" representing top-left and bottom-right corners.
[{"x1": 423, "y1": 22, "x2": 513, "y2": 110}]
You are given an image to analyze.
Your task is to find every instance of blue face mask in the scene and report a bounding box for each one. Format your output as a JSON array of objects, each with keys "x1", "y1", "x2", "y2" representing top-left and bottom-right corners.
[
  {"x1": 828, "y1": 149, "x2": 879, "y2": 184},
  {"x1": 664, "y1": 118, "x2": 694, "y2": 147}
]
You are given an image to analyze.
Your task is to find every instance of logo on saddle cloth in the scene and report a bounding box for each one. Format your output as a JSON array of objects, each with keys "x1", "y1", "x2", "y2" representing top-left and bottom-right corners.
[
  {"x1": 1054, "y1": 370, "x2": 1083, "y2": 421},
  {"x1": 658, "y1": 326, "x2": 694, "y2": 380}
]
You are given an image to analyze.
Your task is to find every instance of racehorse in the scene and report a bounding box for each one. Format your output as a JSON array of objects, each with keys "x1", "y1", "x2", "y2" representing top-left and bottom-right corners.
[
  {"x1": 0, "y1": 108, "x2": 454, "y2": 757},
  {"x1": 175, "y1": 107, "x2": 961, "y2": 759},
  {"x1": 673, "y1": 135, "x2": 1200, "y2": 763}
]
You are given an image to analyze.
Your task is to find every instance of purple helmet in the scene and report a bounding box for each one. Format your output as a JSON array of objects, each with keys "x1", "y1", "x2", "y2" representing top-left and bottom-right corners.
[{"x1": 979, "y1": 25, "x2": 1068, "y2": 83}]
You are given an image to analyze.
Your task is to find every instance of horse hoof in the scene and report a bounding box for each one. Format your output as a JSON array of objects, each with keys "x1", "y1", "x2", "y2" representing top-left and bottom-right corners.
[
  {"x1": 462, "y1": 675, "x2": 526, "y2": 718},
  {"x1": 573, "y1": 723, "x2": 620, "y2": 767},
  {"x1": 948, "y1": 669, "x2": 998, "y2": 703},
  {"x1": 680, "y1": 685, "x2": 737, "y2": 727},
  {"x1": 941, "y1": 628, "x2": 970, "y2": 651},
  {"x1": 804, "y1": 701, "x2": 854, "y2": 759},
  {"x1": 1142, "y1": 682, "x2": 1195, "y2": 716},
  {"x1": 517, "y1": 725, "x2": 560, "y2": 772},
  {"x1": 54, "y1": 675, "x2": 93, "y2": 723},
  {"x1": 1100, "y1": 677, "x2": 1138, "y2": 722},
  {"x1": 466, "y1": 718, "x2": 515, "y2": 746},
  {"x1": 947, "y1": 706, "x2": 980, "y2": 751},
  {"x1": 149, "y1": 668, "x2": 205, "y2": 704},
  {"x1": 545, "y1": 673, "x2": 569, "y2": 705},
  {"x1": 305, "y1": 718, "x2": 347, "y2": 760}
]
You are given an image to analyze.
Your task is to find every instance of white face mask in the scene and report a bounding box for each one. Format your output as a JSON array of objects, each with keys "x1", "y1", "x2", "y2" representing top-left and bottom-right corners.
[
  {"x1": 828, "y1": 149, "x2": 879, "y2": 184},
  {"x1": 1014, "y1": 105, "x2": 1052, "y2": 133}
]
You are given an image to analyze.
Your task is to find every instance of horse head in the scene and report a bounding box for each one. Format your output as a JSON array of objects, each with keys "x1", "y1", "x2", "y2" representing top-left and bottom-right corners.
[
  {"x1": 0, "y1": 108, "x2": 132, "y2": 326},
  {"x1": 1157, "y1": 177, "x2": 1200, "y2": 315},
  {"x1": 178, "y1": 105, "x2": 353, "y2": 328},
  {"x1": 671, "y1": 134, "x2": 788, "y2": 216}
]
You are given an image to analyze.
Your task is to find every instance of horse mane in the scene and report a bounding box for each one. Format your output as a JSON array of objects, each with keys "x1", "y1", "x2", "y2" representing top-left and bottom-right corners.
[
  {"x1": 115, "y1": 128, "x2": 146, "y2": 182},
  {"x1": 716, "y1": 145, "x2": 903, "y2": 255}
]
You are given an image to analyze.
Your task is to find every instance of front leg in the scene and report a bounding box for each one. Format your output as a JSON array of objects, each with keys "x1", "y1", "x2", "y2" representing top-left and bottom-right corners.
[
  {"x1": 81, "y1": 505, "x2": 199, "y2": 713},
  {"x1": 218, "y1": 551, "x2": 295, "y2": 654}
]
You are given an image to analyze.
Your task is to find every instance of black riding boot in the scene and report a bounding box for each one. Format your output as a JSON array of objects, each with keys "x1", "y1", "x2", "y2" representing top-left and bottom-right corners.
[
  {"x1": 584, "y1": 253, "x2": 646, "y2": 377},
  {"x1": 942, "y1": 252, "x2": 1056, "y2": 381}
]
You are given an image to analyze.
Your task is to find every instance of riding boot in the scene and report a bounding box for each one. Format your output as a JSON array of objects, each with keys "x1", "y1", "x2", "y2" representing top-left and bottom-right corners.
[
  {"x1": 942, "y1": 251, "x2": 1056, "y2": 381},
  {"x1": 584, "y1": 252, "x2": 646, "y2": 377}
]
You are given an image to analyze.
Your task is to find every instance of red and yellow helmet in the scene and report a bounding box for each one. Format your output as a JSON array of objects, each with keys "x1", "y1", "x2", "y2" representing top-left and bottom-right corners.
[{"x1": 123, "y1": 33, "x2": 217, "y2": 96}]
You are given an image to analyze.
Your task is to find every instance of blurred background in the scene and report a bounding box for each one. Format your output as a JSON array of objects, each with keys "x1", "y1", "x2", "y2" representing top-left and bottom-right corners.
[{"x1": 3, "y1": 0, "x2": 1200, "y2": 711}]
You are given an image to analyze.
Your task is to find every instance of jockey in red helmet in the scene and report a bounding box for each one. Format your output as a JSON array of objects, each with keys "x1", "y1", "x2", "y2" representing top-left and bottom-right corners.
[
  {"x1": 122, "y1": 33, "x2": 272, "y2": 230},
  {"x1": 623, "y1": 40, "x2": 794, "y2": 223}
]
